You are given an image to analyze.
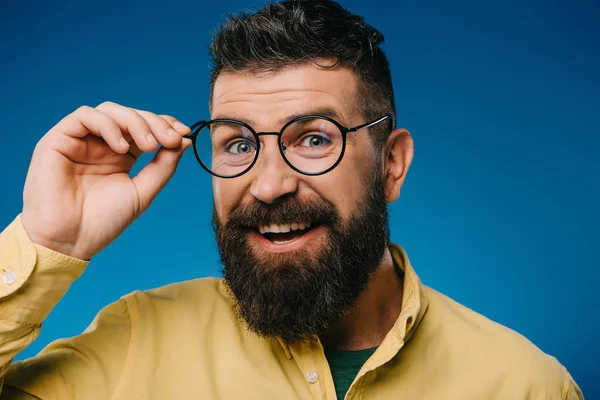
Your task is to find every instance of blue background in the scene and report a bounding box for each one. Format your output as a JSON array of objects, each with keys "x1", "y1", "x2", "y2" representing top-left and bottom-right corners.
[{"x1": 1, "y1": 0, "x2": 598, "y2": 397}]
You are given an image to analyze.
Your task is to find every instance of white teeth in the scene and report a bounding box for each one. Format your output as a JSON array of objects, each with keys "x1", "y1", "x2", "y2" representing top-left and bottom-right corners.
[
  {"x1": 258, "y1": 221, "x2": 312, "y2": 234},
  {"x1": 269, "y1": 224, "x2": 280, "y2": 233},
  {"x1": 279, "y1": 224, "x2": 291, "y2": 233}
]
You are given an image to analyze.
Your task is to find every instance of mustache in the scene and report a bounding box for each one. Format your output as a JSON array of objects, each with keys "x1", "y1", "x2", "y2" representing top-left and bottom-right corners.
[{"x1": 223, "y1": 196, "x2": 339, "y2": 229}]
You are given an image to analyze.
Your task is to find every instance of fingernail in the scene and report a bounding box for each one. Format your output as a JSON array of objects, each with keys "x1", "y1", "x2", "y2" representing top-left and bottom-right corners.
[
  {"x1": 173, "y1": 121, "x2": 189, "y2": 131},
  {"x1": 119, "y1": 138, "x2": 129, "y2": 148},
  {"x1": 146, "y1": 134, "x2": 157, "y2": 145},
  {"x1": 167, "y1": 128, "x2": 179, "y2": 137}
]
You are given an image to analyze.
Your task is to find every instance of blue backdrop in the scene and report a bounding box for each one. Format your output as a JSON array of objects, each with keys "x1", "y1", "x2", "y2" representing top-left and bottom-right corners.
[{"x1": 1, "y1": 0, "x2": 598, "y2": 397}]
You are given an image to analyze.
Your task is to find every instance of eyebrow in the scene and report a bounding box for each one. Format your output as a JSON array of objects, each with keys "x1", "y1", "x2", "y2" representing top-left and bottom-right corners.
[{"x1": 211, "y1": 107, "x2": 347, "y2": 129}]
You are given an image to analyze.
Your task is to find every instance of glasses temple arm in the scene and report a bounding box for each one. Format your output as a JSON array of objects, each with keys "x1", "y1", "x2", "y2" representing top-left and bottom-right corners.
[{"x1": 348, "y1": 114, "x2": 394, "y2": 133}]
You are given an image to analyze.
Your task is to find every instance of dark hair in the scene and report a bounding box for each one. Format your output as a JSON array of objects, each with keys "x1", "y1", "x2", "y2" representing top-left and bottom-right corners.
[{"x1": 209, "y1": 0, "x2": 396, "y2": 148}]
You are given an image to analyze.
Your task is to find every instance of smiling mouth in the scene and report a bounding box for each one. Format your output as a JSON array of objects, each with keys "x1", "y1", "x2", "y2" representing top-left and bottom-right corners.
[{"x1": 256, "y1": 221, "x2": 315, "y2": 244}]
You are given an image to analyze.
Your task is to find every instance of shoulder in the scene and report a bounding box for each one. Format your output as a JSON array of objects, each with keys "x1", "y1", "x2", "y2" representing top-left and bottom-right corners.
[
  {"x1": 418, "y1": 287, "x2": 580, "y2": 398},
  {"x1": 422, "y1": 287, "x2": 558, "y2": 367},
  {"x1": 120, "y1": 277, "x2": 237, "y2": 326}
]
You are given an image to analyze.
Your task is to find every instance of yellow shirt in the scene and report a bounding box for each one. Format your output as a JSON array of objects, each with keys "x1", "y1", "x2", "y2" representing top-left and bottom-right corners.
[{"x1": 0, "y1": 216, "x2": 583, "y2": 399}]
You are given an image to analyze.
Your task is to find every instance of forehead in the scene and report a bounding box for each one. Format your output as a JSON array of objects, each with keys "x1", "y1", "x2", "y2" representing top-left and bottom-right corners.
[{"x1": 211, "y1": 63, "x2": 360, "y2": 127}]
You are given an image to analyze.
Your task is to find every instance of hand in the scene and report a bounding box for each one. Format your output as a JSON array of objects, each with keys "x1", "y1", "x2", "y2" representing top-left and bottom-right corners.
[{"x1": 21, "y1": 101, "x2": 192, "y2": 260}]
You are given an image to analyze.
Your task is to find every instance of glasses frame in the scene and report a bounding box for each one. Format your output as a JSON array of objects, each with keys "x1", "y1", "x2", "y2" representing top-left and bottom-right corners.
[{"x1": 184, "y1": 113, "x2": 394, "y2": 178}]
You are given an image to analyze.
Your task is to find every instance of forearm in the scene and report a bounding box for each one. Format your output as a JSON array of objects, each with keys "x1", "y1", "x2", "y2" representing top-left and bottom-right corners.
[{"x1": 0, "y1": 215, "x2": 87, "y2": 381}]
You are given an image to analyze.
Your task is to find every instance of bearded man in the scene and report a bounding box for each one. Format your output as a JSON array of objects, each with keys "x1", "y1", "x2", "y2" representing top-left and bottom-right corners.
[{"x1": 0, "y1": 1, "x2": 582, "y2": 399}]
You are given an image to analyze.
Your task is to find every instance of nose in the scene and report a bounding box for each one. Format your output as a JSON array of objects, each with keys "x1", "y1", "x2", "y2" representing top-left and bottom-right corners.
[{"x1": 249, "y1": 136, "x2": 298, "y2": 204}]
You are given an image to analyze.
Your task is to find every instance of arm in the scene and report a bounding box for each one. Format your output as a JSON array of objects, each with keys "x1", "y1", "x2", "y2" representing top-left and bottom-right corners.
[
  {"x1": 0, "y1": 216, "x2": 87, "y2": 387},
  {"x1": 2, "y1": 291, "x2": 132, "y2": 400},
  {"x1": 0, "y1": 218, "x2": 132, "y2": 399},
  {"x1": 0, "y1": 102, "x2": 191, "y2": 399}
]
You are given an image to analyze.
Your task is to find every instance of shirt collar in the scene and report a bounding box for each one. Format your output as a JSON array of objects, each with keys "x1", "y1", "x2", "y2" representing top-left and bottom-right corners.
[{"x1": 388, "y1": 243, "x2": 428, "y2": 344}]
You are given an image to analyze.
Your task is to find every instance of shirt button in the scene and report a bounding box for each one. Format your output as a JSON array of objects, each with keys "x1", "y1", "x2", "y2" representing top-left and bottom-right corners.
[
  {"x1": 306, "y1": 370, "x2": 319, "y2": 383},
  {"x1": 2, "y1": 270, "x2": 16, "y2": 285}
]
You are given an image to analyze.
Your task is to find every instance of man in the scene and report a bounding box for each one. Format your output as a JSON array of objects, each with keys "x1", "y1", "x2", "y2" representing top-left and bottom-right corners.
[{"x1": 0, "y1": 0, "x2": 583, "y2": 399}]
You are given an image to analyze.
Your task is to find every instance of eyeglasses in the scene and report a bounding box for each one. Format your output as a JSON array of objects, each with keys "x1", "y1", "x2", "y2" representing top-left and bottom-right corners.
[{"x1": 184, "y1": 113, "x2": 394, "y2": 178}]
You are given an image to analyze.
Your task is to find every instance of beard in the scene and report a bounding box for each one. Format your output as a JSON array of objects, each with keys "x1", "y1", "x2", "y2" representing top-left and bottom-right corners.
[{"x1": 213, "y1": 165, "x2": 390, "y2": 344}]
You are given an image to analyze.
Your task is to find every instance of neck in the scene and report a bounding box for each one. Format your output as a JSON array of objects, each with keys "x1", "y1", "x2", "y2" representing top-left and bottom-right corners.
[{"x1": 320, "y1": 248, "x2": 404, "y2": 350}]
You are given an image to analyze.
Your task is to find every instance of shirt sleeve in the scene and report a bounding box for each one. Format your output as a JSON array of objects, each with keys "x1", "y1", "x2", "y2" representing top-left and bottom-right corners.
[
  {"x1": 0, "y1": 215, "x2": 85, "y2": 396},
  {"x1": 0, "y1": 298, "x2": 133, "y2": 400}
]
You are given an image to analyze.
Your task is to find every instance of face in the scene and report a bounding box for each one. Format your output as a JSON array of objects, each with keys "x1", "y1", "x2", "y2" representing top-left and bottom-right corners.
[{"x1": 211, "y1": 63, "x2": 391, "y2": 343}]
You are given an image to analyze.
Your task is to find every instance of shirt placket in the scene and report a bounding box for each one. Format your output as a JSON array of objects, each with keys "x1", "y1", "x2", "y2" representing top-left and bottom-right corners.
[{"x1": 290, "y1": 341, "x2": 337, "y2": 400}]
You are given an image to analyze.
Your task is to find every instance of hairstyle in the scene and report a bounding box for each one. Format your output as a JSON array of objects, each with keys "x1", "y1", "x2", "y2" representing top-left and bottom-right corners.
[{"x1": 209, "y1": 0, "x2": 396, "y2": 148}]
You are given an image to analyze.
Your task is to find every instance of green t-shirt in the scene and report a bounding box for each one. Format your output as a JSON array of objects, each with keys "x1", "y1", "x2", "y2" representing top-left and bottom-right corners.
[{"x1": 324, "y1": 347, "x2": 378, "y2": 400}]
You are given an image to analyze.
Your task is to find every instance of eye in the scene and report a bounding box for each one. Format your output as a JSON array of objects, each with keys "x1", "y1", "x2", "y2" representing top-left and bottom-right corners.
[
  {"x1": 227, "y1": 139, "x2": 256, "y2": 154},
  {"x1": 300, "y1": 135, "x2": 330, "y2": 147}
]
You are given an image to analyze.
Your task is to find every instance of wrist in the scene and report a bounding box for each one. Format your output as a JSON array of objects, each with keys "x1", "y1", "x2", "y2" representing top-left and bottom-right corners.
[{"x1": 19, "y1": 215, "x2": 84, "y2": 259}]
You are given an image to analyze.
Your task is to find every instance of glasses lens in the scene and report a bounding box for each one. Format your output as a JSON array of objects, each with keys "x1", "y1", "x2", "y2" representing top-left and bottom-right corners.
[
  {"x1": 280, "y1": 117, "x2": 344, "y2": 174},
  {"x1": 194, "y1": 121, "x2": 257, "y2": 177}
]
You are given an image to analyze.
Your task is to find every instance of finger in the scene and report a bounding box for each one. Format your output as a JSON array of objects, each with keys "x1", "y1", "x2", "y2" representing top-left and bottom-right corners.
[
  {"x1": 127, "y1": 141, "x2": 144, "y2": 160},
  {"x1": 49, "y1": 105, "x2": 130, "y2": 154},
  {"x1": 158, "y1": 114, "x2": 191, "y2": 135},
  {"x1": 132, "y1": 138, "x2": 192, "y2": 212},
  {"x1": 96, "y1": 102, "x2": 158, "y2": 153},
  {"x1": 132, "y1": 109, "x2": 186, "y2": 149}
]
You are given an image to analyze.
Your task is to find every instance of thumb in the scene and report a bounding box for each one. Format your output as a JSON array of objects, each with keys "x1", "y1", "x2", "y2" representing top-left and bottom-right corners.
[{"x1": 132, "y1": 139, "x2": 192, "y2": 212}]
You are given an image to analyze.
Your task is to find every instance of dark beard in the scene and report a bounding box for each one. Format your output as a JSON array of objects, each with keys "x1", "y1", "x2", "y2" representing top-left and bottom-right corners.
[{"x1": 213, "y1": 166, "x2": 389, "y2": 344}]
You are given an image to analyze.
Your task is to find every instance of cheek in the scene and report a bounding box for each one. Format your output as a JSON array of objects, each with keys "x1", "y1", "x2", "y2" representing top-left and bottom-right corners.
[
  {"x1": 308, "y1": 169, "x2": 370, "y2": 221},
  {"x1": 322, "y1": 146, "x2": 377, "y2": 217},
  {"x1": 212, "y1": 178, "x2": 246, "y2": 223}
]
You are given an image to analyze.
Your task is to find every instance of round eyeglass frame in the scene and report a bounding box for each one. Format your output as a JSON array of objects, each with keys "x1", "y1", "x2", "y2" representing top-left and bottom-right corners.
[{"x1": 184, "y1": 113, "x2": 394, "y2": 179}]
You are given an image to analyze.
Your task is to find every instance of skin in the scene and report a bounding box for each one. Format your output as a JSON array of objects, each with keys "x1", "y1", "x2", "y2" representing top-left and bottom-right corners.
[
  {"x1": 21, "y1": 62, "x2": 414, "y2": 351},
  {"x1": 21, "y1": 103, "x2": 193, "y2": 260},
  {"x1": 211, "y1": 63, "x2": 414, "y2": 349}
]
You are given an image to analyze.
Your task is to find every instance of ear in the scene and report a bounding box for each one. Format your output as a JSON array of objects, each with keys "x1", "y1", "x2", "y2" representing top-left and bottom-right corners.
[{"x1": 383, "y1": 128, "x2": 414, "y2": 203}]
